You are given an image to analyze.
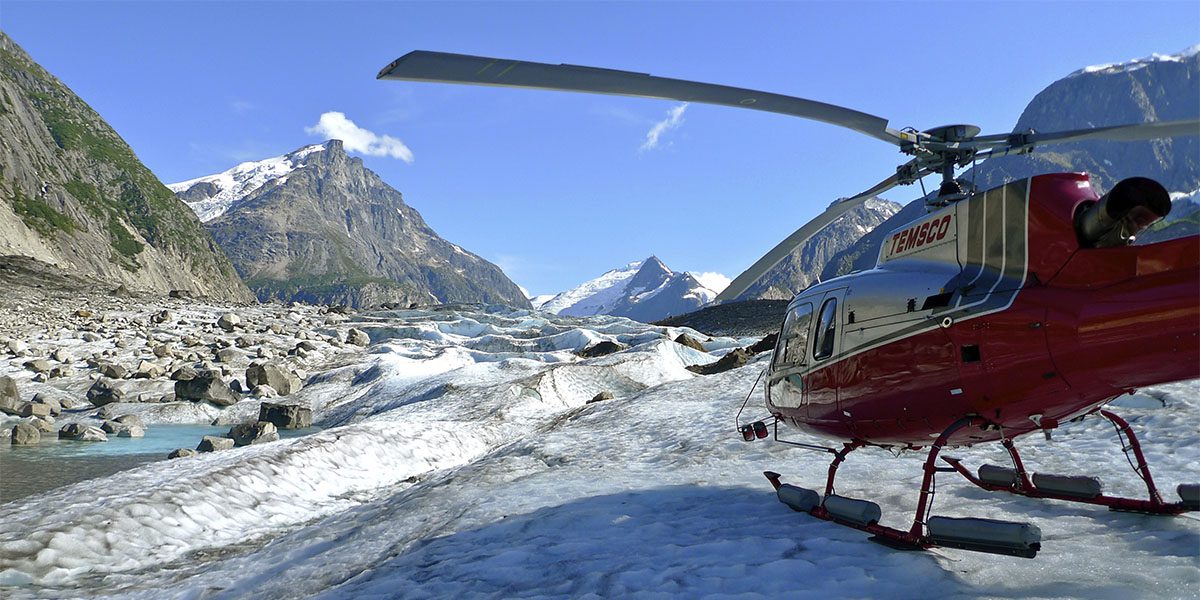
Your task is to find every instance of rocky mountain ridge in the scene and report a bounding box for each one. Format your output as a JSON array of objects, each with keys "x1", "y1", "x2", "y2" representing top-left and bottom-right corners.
[
  {"x1": 172, "y1": 140, "x2": 530, "y2": 309},
  {"x1": 0, "y1": 33, "x2": 253, "y2": 301},
  {"x1": 818, "y1": 46, "x2": 1200, "y2": 280}
]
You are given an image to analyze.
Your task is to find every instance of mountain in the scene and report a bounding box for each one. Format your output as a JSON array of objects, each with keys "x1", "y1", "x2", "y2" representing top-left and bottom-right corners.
[
  {"x1": 536, "y1": 256, "x2": 722, "y2": 322},
  {"x1": 817, "y1": 46, "x2": 1200, "y2": 280},
  {"x1": 0, "y1": 33, "x2": 252, "y2": 301},
  {"x1": 170, "y1": 141, "x2": 530, "y2": 309},
  {"x1": 731, "y1": 198, "x2": 901, "y2": 300}
]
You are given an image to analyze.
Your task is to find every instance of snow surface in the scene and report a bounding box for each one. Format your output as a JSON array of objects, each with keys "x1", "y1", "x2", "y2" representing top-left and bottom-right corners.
[
  {"x1": 0, "y1": 307, "x2": 1196, "y2": 599},
  {"x1": 168, "y1": 143, "x2": 329, "y2": 222},
  {"x1": 1071, "y1": 44, "x2": 1200, "y2": 78},
  {"x1": 539, "y1": 260, "x2": 646, "y2": 316}
]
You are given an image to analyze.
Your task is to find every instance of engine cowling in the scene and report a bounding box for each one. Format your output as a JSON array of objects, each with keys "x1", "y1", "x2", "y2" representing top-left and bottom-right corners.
[{"x1": 1075, "y1": 177, "x2": 1171, "y2": 248}]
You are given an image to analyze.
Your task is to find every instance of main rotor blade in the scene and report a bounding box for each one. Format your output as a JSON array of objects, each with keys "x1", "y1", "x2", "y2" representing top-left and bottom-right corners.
[
  {"x1": 713, "y1": 171, "x2": 906, "y2": 303},
  {"x1": 972, "y1": 119, "x2": 1200, "y2": 154},
  {"x1": 379, "y1": 51, "x2": 905, "y2": 146}
]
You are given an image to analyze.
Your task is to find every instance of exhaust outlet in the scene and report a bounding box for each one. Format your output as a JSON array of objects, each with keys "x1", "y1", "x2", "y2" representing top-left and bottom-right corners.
[{"x1": 1076, "y1": 177, "x2": 1171, "y2": 248}]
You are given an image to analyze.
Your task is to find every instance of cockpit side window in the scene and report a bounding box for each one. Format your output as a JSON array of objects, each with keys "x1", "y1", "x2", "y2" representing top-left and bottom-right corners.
[
  {"x1": 773, "y1": 303, "x2": 813, "y2": 369},
  {"x1": 813, "y1": 298, "x2": 838, "y2": 360}
]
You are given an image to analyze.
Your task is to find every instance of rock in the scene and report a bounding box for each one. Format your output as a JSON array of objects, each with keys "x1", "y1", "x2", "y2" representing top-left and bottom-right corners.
[
  {"x1": 7, "y1": 339, "x2": 29, "y2": 356},
  {"x1": 11, "y1": 422, "x2": 40, "y2": 446},
  {"x1": 31, "y1": 394, "x2": 62, "y2": 416},
  {"x1": 100, "y1": 420, "x2": 126, "y2": 434},
  {"x1": 100, "y1": 363, "x2": 128, "y2": 379},
  {"x1": 181, "y1": 335, "x2": 201, "y2": 347},
  {"x1": 152, "y1": 344, "x2": 174, "y2": 358},
  {"x1": 748, "y1": 333, "x2": 779, "y2": 354},
  {"x1": 51, "y1": 348, "x2": 71, "y2": 363},
  {"x1": 81, "y1": 332, "x2": 102, "y2": 342},
  {"x1": 577, "y1": 341, "x2": 627, "y2": 358},
  {"x1": 151, "y1": 309, "x2": 173, "y2": 324},
  {"x1": 346, "y1": 328, "x2": 371, "y2": 346},
  {"x1": 673, "y1": 333, "x2": 706, "y2": 352},
  {"x1": 60, "y1": 397, "x2": 91, "y2": 410},
  {"x1": 215, "y1": 348, "x2": 241, "y2": 363},
  {"x1": 20, "y1": 402, "x2": 51, "y2": 418},
  {"x1": 269, "y1": 322, "x2": 285, "y2": 335},
  {"x1": 217, "y1": 313, "x2": 241, "y2": 332},
  {"x1": 259, "y1": 401, "x2": 312, "y2": 429},
  {"x1": 588, "y1": 391, "x2": 614, "y2": 404},
  {"x1": 114, "y1": 414, "x2": 145, "y2": 429},
  {"x1": 0, "y1": 376, "x2": 19, "y2": 415},
  {"x1": 60, "y1": 423, "x2": 107, "y2": 441},
  {"x1": 686, "y1": 347, "x2": 754, "y2": 375},
  {"x1": 27, "y1": 416, "x2": 56, "y2": 433},
  {"x1": 168, "y1": 448, "x2": 196, "y2": 459},
  {"x1": 170, "y1": 365, "x2": 198, "y2": 381},
  {"x1": 295, "y1": 340, "x2": 318, "y2": 352},
  {"x1": 49, "y1": 366, "x2": 74, "y2": 379},
  {"x1": 246, "y1": 363, "x2": 302, "y2": 396},
  {"x1": 174, "y1": 371, "x2": 239, "y2": 407},
  {"x1": 87, "y1": 378, "x2": 125, "y2": 406},
  {"x1": 253, "y1": 384, "x2": 279, "y2": 398},
  {"x1": 196, "y1": 435, "x2": 235, "y2": 452},
  {"x1": 227, "y1": 421, "x2": 279, "y2": 446},
  {"x1": 235, "y1": 336, "x2": 254, "y2": 349},
  {"x1": 24, "y1": 359, "x2": 52, "y2": 373},
  {"x1": 117, "y1": 425, "x2": 145, "y2": 438},
  {"x1": 168, "y1": 289, "x2": 190, "y2": 299},
  {"x1": 74, "y1": 309, "x2": 94, "y2": 318},
  {"x1": 134, "y1": 359, "x2": 165, "y2": 378}
]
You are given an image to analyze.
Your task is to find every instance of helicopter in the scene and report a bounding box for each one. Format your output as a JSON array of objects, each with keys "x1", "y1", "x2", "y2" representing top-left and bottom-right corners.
[{"x1": 377, "y1": 51, "x2": 1200, "y2": 559}]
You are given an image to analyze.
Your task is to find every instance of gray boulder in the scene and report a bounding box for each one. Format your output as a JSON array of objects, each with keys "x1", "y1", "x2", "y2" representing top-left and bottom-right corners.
[
  {"x1": 100, "y1": 420, "x2": 127, "y2": 434},
  {"x1": 168, "y1": 448, "x2": 197, "y2": 459},
  {"x1": 27, "y1": 416, "x2": 55, "y2": 433},
  {"x1": 259, "y1": 402, "x2": 313, "y2": 429},
  {"x1": 346, "y1": 328, "x2": 370, "y2": 346},
  {"x1": 31, "y1": 394, "x2": 62, "y2": 416},
  {"x1": 0, "y1": 376, "x2": 19, "y2": 415},
  {"x1": 60, "y1": 423, "x2": 108, "y2": 442},
  {"x1": 114, "y1": 414, "x2": 145, "y2": 429},
  {"x1": 117, "y1": 425, "x2": 145, "y2": 438},
  {"x1": 687, "y1": 347, "x2": 754, "y2": 375},
  {"x1": 577, "y1": 341, "x2": 626, "y2": 358},
  {"x1": 228, "y1": 421, "x2": 279, "y2": 446},
  {"x1": 196, "y1": 435, "x2": 235, "y2": 452},
  {"x1": 215, "y1": 348, "x2": 241, "y2": 363},
  {"x1": 246, "y1": 363, "x2": 302, "y2": 396},
  {"x1": 11, "y1": 422, "x2": 40, "y2": 446},
  {"x1": 20, "y1": 403, "x2": 50, "y2": 418},
  {"x1": 24, "y1": 359, "x2": 52, "y2": 373},
  {"x1": 100, "y1": 363, "x2": 128, "y2": 379},
  {"x1": 87, "y1": 378, "x2": 125, "y2": 407},
  {"x1": 175, "y1": 371, "x2": 239, "y2": 407},
  {"x1": 217, "y1": 313, "x2": 241, "y2": 332}
]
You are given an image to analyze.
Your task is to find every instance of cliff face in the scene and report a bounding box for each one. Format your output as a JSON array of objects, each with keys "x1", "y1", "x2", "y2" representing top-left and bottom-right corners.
[
  {"x1": 176, "y1": 141, "x2": 530, "y2": 308},
  {"x1": 0, "y1": 33, "x2": 253, "y2": 301}
]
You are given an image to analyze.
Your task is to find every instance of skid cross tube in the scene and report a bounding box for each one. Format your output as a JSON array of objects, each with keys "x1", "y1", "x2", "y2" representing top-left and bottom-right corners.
[{"x1": 941, "y1": 410, "x2": 1193, "y2": 515}]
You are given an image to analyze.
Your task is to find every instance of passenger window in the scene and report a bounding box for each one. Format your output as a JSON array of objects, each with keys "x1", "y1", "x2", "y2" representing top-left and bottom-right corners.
[
  {"x1": 772, "y1": 303, "x2": 813, "y2": 368},
  {"x1": 813, "y1": 298, "x2": 838, "y2": 360}
]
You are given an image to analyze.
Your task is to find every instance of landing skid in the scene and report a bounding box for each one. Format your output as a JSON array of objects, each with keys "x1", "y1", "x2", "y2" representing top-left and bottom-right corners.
[
  {"x1": 943, "y1": 410, "x2": 1198, "y2": 516},
  {"x1": 763, "y1": 416, "x2": 1042, "y2": 559}
]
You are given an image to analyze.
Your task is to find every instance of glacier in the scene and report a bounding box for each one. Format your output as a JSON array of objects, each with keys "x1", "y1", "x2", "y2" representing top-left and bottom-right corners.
[{"x1": 0, "y1": 305, "x2": 1195, "y2": 599}]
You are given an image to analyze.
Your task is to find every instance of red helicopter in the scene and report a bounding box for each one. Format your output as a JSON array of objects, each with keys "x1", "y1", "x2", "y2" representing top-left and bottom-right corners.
[{"x1": 378, "y1": 51, "x2": 1200, "y2": 558}]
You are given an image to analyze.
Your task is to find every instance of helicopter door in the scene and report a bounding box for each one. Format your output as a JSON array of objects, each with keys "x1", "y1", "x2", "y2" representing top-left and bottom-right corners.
[
  {"x1": 804, "y1": 289, "x2": 846, "y2": 425},
  {"x1": 766, "y1": 302, "x2": 815, "y2": 412}
]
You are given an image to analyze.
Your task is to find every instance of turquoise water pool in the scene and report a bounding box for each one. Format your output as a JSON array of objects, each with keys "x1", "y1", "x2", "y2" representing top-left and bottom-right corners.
[{"x1": 0, "y1": 423, "x2": 317, "y2": 504}]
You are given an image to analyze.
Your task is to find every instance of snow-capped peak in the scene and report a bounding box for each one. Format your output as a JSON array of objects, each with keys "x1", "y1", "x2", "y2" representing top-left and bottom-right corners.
[
  {"x1": 537, "y1": 257, "x2": 728, "y2": 322},
  {"x1": 1069, "y1": 44, "x2": 1200, "y2": 79},
  {"x1": 169, "y1": 141, "x2": 332, "y2": 222},
  {"x1": 538, "y1": 260, "x2": 646, "y2": 315}
]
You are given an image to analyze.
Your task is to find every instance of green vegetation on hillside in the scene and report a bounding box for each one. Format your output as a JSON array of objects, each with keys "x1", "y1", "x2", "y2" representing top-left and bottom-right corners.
[{"x1": 8, "y1": 186, "x2": 75, "y2": 235}]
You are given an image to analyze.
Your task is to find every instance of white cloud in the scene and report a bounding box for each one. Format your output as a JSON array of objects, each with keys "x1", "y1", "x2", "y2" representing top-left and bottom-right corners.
[
  {"x1": 305, "y1": 111, "x2": 414, "y2": 163},
  {"x1": 639, "y1": 103, "x2": 688, "y2": 152},
  {"x1": 688, "y1": 271, "x2": 731, "y2": 294}
]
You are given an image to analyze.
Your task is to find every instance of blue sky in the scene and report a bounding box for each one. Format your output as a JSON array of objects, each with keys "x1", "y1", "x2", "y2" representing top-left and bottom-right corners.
[{"x1": 3, "y1": 1, "x2": 1197, "y2": 296}]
